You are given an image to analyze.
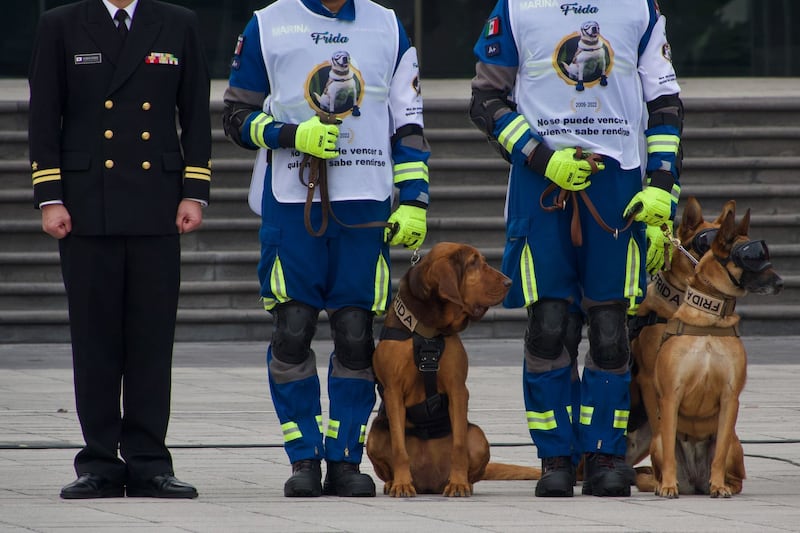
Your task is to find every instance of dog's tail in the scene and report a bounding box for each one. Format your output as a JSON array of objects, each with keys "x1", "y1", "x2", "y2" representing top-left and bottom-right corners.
[{"x1": 481, "y1": 462, "x2": 541, "y2": 480}]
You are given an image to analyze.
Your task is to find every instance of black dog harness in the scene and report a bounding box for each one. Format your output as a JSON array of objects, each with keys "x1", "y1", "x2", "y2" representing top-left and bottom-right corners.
[{"x1": 379, "y1": 325, "x2": 452, "y2": 440}]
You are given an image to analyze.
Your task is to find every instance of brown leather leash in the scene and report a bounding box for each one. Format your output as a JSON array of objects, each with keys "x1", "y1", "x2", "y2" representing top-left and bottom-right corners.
[
  {"x1": 539, "y1": 147, "x2": 637, "y2": 246},
  {"x1": 298, "y1": 111, "x2": 393, "y2": 237}
]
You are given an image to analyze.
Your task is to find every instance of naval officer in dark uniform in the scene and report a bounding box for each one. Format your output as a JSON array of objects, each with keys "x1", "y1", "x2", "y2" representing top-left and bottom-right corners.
[{"x1": 28, "y1": 0, "x2": 211, "y2": 499}]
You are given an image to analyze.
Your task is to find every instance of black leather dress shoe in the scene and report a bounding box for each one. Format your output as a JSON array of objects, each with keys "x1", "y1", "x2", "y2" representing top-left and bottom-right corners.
[
  {"x1": 126, "y1": 474, "x2": 198, "y2": 499},
  {"x1": 60, "y1": 473, "x2": 124, "y2": 499}
]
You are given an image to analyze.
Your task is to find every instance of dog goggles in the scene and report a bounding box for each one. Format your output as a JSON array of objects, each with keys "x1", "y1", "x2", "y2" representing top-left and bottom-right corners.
[
  {"x1": 690, "y1": 228, "x2": 717, "y2": 256},
  {"x1": 730, "y1": 240, "x2": 772, "y2": 273}
]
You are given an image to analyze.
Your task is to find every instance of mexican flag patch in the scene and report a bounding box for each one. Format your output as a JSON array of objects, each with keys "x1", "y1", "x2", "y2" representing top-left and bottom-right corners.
[{"x1": 485, "y1": 16, "x2": 501, "y2": 38}]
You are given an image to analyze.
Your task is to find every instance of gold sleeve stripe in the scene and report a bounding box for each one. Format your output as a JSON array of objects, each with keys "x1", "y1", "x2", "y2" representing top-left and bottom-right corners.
[
  {"x1": 32, "y1": 169, "x2": 62, "y2": 185},
  {"x1": 185, "y1": 166, "x2": 211, "y2": 176},
  {"x1": 184, "y1": 167, "x2": 212, "y2": 181}
]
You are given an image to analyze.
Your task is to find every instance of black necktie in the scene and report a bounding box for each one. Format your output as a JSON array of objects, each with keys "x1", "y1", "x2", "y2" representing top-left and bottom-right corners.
[{"x1": 114, "y1": 9, "x2": 128, "y2": 41}]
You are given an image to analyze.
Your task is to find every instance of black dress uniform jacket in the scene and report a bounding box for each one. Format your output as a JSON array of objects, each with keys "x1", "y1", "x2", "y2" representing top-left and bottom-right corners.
[
  {"x1": 28, "y1": 0, "x2": 211, "y2": 485},
  {"x1": 29, "y1": 0, "x2": 212, "y2": 235}
]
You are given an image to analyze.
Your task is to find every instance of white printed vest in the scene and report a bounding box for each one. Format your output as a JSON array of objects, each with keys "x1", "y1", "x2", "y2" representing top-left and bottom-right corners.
[
  {"x1": 508, "y1": 0, "x2": 679, "y2": 169},
  {"x1": 255, "y1": 0, "x2": 399, "y2": 202}
]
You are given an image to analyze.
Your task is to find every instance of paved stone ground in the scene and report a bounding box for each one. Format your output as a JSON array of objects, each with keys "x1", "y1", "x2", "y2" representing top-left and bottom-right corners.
[{"x1": 1, "y1": 338, "x2": 799, "y2": 532}]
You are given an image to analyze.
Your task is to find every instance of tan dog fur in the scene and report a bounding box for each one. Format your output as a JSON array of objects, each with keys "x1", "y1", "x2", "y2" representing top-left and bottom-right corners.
[
  {"x1": 626, "y1": 197, "x2": 734, "y2": 491},
  {"x1": 366, "y1": 242, "x2": 541, "y2": 497},
  {"x1": 649, "y1": 207, "x2": 783, "y2": 497}
]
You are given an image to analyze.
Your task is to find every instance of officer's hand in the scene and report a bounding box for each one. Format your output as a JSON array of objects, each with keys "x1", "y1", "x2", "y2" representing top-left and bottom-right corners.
[
  {"x1": 176, "y1": 199, "x2": 203, "y2": 234},
  {"x1": 41, "y1": 203, "x2": 72, "y2": 239},
  {"x1": 623, "y1": 186, "x2": 673, "y2": 225},
  {"x1": 295, "y1": 115, "x2": 339, "y2": 159},
  {"x1": 645, "y1": 221, "x2": 673, "y2": 275},
  {"x1": 528, "y1": 146, "x2": 604, "y2": 191},
  {"x1": 385, "y1": 204, "x2": 427, "y2": 249}
]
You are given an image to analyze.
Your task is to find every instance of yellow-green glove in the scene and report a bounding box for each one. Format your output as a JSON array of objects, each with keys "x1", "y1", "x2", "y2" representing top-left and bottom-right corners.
[
  {"x1": 528, "y1": 146, "x2": 604, "y2": 191},
  {"x1": 295, "y1": 116, "x2": 339, "y2": 159},
  {"x1": 645, "y1": 221, "x2": 673, "y2": 275},
  {"x1": 623, "y1": 186, "x2": 673, "y2": 225},
  {"x1": 385, "y1": 204, "x2": 427, "y2": 249}
]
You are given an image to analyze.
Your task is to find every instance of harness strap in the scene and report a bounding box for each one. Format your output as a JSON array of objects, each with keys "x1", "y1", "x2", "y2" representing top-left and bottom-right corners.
[
  {"x1": 661, "y1": 318, "x2": 740, "y2": 344},
  {"x1": 627, "y1": 311, "x2": 667, "y2": 341},
  {"x1": 413, "y1": 334, "x2": 445, "y2": 410}
]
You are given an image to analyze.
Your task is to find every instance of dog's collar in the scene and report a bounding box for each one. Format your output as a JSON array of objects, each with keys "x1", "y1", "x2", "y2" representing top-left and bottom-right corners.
[
  {"x1": 391, "y1": 295, "x2": 440, "y2": 338},
  {"x1": 683, "y1": 285, "x2": 736, "y2": 317},
  {"x1": 653, "y1": 271, "x2": 685, "y2": 309}
]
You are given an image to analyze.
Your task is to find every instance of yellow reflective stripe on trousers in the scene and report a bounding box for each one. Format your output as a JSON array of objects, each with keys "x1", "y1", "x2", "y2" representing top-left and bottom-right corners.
[
  {"x1": 527, "y1": 410, "x2": 557, "y2": 430},
  {"x1": 281, "y1": 421, "x2": 302, "y2": 442},
  {"x1": 566, "y1": 405, "x2": 573, "y2": 424},
  {"x1": 520, "y1": 240, "x2": 538, "y2": 306},
  {"x1": 614, "y1": 409, "x2": 630, "y2": 430},
  {"x1": 316, "y1": 415, "x2": 324, "y2": 434},
  {"x1": 392, "y1": 161, "x2": 429, "y2": 184},
  {"x1": 497, "y1": 115, "x2": 531, "y2": 154},
  {"x1": 359, "y1": 424, "x2": 367, "y2": 444},
  {"x1": 624, "y1": 236, "x2": 642, "y2": 312},
  {"x1": 249, "y1": 112, "x2": 273, "y2": 148},
  {"x1": 372, "y1": 253, "x2": 390, "y2": 315},
  {"x1": 262, "y1": 254, "x2": 289, "y2": 311},
  {"x1": 646, "y1": 134, "x2": 680, "y2": 155},
  {"x1": 326, "y1": 419, "x2": 340, "y2": 439},
  {"x1": 579, "y1": 405, "x2": 594, "y2": 425}
]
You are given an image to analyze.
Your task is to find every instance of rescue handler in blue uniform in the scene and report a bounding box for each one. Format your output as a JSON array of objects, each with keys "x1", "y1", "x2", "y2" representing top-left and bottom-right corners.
[
  {"x1": 223, "y1": 0, "x2": 430, "y2": 497},
  {"x1": 28, "y1": 0, "x2": 211, "y2": 499},
  {"x1": 470, "y1": 0, "x2": 683, "y2": 496}
]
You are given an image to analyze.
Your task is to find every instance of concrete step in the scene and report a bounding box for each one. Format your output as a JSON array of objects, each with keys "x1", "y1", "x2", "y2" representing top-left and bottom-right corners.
[
  {"x1": 3, "y1": 155, "x2": 800, "y2": 191},
  {"x1": 4, "y1": 124, "x2": 799, "y2": 163},
  {"x1": 6, "y1": 182, "x2": 800, "y2": 221},
  {"x1": 3, "y1": 212, "x2": 800, "y2": 254},
  {"x1": 2, "y1": 301, "x2": 796, "y2": 344}
]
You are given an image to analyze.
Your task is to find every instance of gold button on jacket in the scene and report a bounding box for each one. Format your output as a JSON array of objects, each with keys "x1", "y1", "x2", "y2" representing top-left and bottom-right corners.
[{"x1": 104, "y1": 160, "x2": 114, "y2": 169}]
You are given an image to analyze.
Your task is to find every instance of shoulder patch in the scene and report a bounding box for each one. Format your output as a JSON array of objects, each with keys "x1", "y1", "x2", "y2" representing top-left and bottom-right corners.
[
  {"x1": 486, "y1": 42, "x2": 501, "y2": 58},
  {"x1": 485, "y1": 16, "x2": 502, "y2": 38},
  {"x1": 233, "y1": 34, "x2": 245, "y2": 56}
]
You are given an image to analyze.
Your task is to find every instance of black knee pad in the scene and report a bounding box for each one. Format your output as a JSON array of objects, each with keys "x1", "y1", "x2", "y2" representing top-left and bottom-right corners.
[
  {"x1": 330, "y1": 307, "x2": 375, "y2": 370},
  {"x1": 271, "y1": 301, "x2": 319, "y2": 364},
  {"x1": 564, "y1": 311, "x2": 584, "y2": 362},
  {"x1": 524, "y1": 299, "x2": 570, "y2": 360},
  {"x1": 586, "y1": 303, "x2": 630, "y2": 370}
]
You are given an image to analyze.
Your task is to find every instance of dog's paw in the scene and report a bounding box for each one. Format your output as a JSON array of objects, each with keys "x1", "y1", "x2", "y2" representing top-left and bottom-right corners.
[
  {"x1": 709, "y1": 483, "x2": 733, "y2": 498},
  {"x1": 656, "y1": 484, "x2": 680, "y2": 498},
  {"x1": 387, "y1": 481, "x2": 417, "y2": 498},
  {"x1": 443, "y1": 482, "x2": 473, "y2": 497}
]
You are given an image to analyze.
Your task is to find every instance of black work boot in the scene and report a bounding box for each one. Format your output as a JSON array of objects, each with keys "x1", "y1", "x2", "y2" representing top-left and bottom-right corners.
[
  {"x1": 581, "y1": 453, "x2": 633, "y2": 496},
  {"x1": 535, "y1": 456, "x2": 576, "y2": 497},
  {"x1": 284, "y1": 459, "x2": 322, "y2": 497},
  {"x1": 322, "y1": 461, "x2": 376, "y2": 497}
]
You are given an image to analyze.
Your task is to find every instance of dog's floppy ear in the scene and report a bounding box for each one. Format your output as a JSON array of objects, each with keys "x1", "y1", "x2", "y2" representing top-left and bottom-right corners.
[
  {"x1": 407, "y1": 259, "x2": 432, "y2": 301},
  {"x1": 434, "y1": 253, "x2": 466, "y2": 308}
]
